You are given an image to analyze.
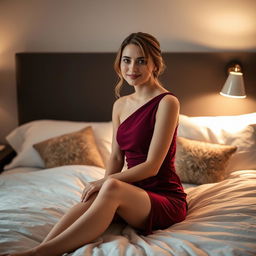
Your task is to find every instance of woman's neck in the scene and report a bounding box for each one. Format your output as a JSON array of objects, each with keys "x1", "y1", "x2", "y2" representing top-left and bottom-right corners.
[{"x1": 133, "y1": 82, "x2": 167, "y2": 101}]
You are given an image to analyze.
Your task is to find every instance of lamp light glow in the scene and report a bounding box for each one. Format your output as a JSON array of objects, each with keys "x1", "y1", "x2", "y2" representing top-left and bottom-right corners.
[{"x1": 220, "y1": 64, "x2": 246, "y2": 98}]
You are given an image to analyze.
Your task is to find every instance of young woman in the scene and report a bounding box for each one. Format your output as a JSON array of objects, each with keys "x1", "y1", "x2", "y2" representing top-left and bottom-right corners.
[{"x1": 5, "y1": 32, "x2": 187, "y2": 256}]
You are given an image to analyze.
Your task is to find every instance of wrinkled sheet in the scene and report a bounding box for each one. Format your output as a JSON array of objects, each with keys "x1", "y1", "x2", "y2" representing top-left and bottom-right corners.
[{"x1": 0, "y1": 166, "x2": 255, "y2": 256}]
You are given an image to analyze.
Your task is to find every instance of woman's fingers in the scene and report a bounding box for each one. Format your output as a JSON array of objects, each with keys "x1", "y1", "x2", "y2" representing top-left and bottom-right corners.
[
  {"x1": 80, "y1": 180, "x2": 103, "y2": 202},
  {"x1": 81, "y1": 185, "x2": 89, "y2": 202},
  {"x1": 81, "y1": 184, "x2": 95, "y2": 202},
  {"x1": 84, "y1": 187, "x2": 97, "y2": 202},
  {"x1": 83, "y1": 187, "x2": 95, "y2": 202},
  {"x1": 81, "y1": 192, "x2": 85, "y2": 202}
]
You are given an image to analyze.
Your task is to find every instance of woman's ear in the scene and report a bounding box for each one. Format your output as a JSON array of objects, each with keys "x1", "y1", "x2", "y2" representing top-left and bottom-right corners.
[{"x1": 153, "y1": 67, "x2": 158, "y2": 77}]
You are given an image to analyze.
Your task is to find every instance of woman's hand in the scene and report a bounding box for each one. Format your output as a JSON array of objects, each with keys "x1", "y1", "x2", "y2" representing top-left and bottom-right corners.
[{"x1": 81, "y1": 179, "x2": 105, "y2": 203}]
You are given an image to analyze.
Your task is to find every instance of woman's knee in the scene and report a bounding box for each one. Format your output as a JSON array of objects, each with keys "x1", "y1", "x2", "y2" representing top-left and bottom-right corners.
[{"x1": 100, "y1": 178, "x2": 121, "y2": 198}]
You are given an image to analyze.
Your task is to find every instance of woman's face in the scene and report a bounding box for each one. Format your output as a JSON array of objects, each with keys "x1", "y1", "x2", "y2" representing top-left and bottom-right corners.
[{"x1": 120, "y1": 44, "x2": 156, "y2": 87}]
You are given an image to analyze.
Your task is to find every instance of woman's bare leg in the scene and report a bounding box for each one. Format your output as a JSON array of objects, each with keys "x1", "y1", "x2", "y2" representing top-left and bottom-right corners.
[
  {"x1": 41, "y1": 193, "x2": 97, "y2": 244},
  {"x1": 8, "y1": 178, "x2": 151, "y2": 256}
]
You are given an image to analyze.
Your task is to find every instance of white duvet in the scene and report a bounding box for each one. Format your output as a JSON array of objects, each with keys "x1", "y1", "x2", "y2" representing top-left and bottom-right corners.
[{"x1": 0, "y1": 166, "x2": 255, "y2": 256}]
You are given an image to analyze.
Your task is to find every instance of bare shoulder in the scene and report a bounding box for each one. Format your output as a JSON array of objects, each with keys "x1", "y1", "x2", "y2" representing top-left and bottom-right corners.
[
  {"x1": 113, "y1": 95, "x2": 129, "y2": 111},
  {"x1": 159, "y1": 94, "x2": 180, "y2": 111},
  {"x1": 112, "y1": 95, "x2": 134, "y2": 122},
  {"x1": 113, "y1": 94, "x2": 135, "y2": 111},
  {"x1": 155, "y1": 94, "x2": 180, "y2": 128}
]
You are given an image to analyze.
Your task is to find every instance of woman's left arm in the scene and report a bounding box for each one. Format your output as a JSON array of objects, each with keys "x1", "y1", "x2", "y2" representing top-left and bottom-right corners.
[{"x1": 82, "y1": 95, "x2": 179, "y2": 202}]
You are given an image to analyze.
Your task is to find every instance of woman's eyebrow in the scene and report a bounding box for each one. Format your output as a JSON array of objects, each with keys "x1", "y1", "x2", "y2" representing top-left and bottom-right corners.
[{"x1": 122, "y1": 56, "x2": 146, "y2": 59}]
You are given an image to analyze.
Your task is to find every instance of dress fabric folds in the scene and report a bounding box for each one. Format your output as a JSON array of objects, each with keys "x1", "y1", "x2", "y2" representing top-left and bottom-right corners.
[{"x1": 117, "y1": 92, "x2": 187, "y2": 235}]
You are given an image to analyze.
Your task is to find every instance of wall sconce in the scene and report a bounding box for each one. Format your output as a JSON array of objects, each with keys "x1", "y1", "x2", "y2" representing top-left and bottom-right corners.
[{"x1": 220, "y1": 64, "x2": 246, "y2": 98}]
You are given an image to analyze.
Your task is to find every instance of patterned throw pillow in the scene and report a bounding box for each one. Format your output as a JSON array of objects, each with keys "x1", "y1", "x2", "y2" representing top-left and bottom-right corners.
[
  {"x1": 33, "y1": 126, "x2": 104, "y2": 169},
  {"x1": 175, "y1": 137, "x2": 237, "y2": 185}
]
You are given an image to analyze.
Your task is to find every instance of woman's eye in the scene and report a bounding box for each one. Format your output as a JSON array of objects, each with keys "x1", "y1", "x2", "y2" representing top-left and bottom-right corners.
[
  {"x1": 122, "y1": 58, "x2": 147, "y2": 65},
  {"x1": 122, "y1": 58, "x2": 130, "y2": 63},
  {"x1": 138, "y1": 59, "x2": 147, "y2": 65}
]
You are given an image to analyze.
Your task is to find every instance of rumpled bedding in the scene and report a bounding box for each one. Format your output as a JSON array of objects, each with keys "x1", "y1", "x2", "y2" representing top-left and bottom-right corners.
[{"x1": 0, "y1": 166, "x2": 255, "y2": 256}]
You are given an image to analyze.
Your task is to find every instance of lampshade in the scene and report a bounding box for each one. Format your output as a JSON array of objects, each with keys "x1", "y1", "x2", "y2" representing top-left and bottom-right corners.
[{"x1": 220, "y1": 64, "x2": 246, "y2": 98}]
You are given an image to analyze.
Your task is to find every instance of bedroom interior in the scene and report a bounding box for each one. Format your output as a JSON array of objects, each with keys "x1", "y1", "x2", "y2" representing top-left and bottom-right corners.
[{"x1": 0, "y1": 0, "x2": 255, "y2": 255}]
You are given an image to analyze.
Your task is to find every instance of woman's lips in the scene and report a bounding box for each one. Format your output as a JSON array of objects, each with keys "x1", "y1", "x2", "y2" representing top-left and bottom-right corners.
[{"x1": 127, "y1": 74, "x2": 141, "y2": 80}]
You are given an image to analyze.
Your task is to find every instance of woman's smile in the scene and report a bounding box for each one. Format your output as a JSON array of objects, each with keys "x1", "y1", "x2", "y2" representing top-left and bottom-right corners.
[{"x1": 126, "y1": 74, "x2": 141, "y2": 80}]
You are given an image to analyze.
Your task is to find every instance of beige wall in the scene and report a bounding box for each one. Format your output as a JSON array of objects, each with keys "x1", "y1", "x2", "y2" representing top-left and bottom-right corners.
[{"x1": 0, "y1": 0, "x2": 256, "y2": 143}]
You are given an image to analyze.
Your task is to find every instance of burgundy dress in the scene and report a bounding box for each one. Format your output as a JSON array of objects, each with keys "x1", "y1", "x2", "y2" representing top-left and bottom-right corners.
[{"x1": 116, "y1": 92, "x2": 187, "y2": 235}]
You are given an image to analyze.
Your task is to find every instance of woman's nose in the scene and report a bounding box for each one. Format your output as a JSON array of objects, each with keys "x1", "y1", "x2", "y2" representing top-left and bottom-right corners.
[{"x1": 129, "y1": 61, "x2": 138, "y2": 72}]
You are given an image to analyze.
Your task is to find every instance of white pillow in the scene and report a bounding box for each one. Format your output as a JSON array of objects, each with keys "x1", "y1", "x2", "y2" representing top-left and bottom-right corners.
[
  {"x1": 178, "y1": 115, "x2": 210, "y2": 142},
  {"x1": 5, "y1": 120, "x2": 113, "y2": 170},
  {"x1": 178, "y1": 113, "x2": 256, "y2": 173}
]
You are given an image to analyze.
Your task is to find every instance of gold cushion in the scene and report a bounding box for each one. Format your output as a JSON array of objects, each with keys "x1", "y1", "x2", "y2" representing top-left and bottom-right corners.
[
  {"x1": 33, "y1": 126, "x2": 104, "y2": 169},
  {"x1": 175, "y1": 137, "x2": 237, "y2": 185}
]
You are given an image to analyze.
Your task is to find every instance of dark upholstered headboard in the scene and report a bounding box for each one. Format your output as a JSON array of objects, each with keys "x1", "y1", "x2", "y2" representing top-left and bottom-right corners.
[
  {"x1": 16, "y1": 53, "x2": 117, "y2": 124},
  {"x1": 16, "y1": 52, "x2": 256, "y2": 125}
]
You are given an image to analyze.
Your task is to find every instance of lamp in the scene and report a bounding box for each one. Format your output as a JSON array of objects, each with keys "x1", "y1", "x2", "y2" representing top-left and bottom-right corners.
[{"x1": 220, "y1": 64, "x2": 246, "y2": 98}]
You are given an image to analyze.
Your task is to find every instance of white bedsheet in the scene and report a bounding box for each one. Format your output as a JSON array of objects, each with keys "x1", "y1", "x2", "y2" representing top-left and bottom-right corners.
[{"x1": 0, "y1": 166, "x2": 255, "y2": 255}]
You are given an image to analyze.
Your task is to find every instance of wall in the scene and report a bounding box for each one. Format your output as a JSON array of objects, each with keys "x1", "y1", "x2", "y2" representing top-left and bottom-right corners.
[{"x1": 0, "y1": 0, "x2": 255, "y2": 143}]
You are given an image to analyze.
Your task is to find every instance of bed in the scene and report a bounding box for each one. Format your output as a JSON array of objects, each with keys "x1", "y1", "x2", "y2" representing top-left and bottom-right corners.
[{"x1": 0, "y1": 53, "x2": 256, "y2": 256}]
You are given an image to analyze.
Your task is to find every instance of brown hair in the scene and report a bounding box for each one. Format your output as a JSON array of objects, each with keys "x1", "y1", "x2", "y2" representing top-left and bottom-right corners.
[{"x1": 113, "y1": 32, "x2": 166, "y2": 98}]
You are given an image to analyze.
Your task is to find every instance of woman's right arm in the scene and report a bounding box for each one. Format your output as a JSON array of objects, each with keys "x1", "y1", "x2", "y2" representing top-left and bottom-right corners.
[{"x1": 104, "y1": 99, "x2": 125, "y2": 178}]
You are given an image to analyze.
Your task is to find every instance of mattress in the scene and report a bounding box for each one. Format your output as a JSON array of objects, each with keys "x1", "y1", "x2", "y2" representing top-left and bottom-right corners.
[{"x1": 0, "y1": 165, "x2": 255, "y2": 255}]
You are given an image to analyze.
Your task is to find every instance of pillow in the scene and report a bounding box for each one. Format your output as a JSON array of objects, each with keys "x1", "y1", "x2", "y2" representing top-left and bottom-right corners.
[
  {"x1": 33, "y1": 126, "x2": 104, "y2": 169},
  {"x1": 175, "y1": 137, "x2": 237, "y2": 185},
  {"x1": 178, "y1": 113, "x2": 256, "y2": 173},
  {"x1": 5, "y1": 120, "x2": 113, "y2": 169},
  {"x1": 178, "y1": 114, "x2": 210, "y2": 142}
]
